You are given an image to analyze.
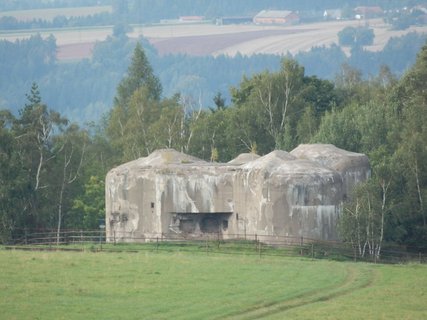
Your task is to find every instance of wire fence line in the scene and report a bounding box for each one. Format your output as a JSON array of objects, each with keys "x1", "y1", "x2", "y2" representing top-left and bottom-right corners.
[{"x1": 3, "y1": 229, "x2": 426, "y2": 265}]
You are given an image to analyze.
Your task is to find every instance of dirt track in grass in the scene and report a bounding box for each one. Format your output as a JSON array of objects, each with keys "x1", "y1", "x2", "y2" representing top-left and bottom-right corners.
[{"x1": 219, "y1": 265, "x2": 377, "y2": 320}]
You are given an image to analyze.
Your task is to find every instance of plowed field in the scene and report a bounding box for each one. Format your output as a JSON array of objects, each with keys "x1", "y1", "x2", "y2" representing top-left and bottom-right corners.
[{"x1": 1, "y1": 19, "x2": 426, "y2": 60}]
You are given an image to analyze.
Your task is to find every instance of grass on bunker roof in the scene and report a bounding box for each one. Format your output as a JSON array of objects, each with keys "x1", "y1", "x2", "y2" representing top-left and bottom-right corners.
[{"x1": 0, "y1": 248, "x2": 426, "y2": 320}]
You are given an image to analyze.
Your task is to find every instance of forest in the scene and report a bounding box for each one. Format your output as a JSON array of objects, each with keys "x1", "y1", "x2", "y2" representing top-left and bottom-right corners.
[
  {"x1": 1, "y1": 39, "x2": 427, "y2": 256},
  {"x1": 1, "y1": 0, "x2": 426, "y2": 124},
  {"x1": 1, "y1": 0, "x2": 427, "y2": 255},
  {"x1": 0, "y1": 31, "x2": 426, "y2": 124}
]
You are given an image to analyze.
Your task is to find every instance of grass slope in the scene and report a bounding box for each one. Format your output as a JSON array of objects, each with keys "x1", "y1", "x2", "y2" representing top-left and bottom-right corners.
[{"x1": 0, "y1": 249, "x2": 425, "y2": 319}]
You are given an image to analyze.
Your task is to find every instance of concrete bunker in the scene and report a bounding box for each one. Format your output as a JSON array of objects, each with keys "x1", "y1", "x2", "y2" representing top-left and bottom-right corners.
[
  {"x1": 105, "y1": 145, "x2": 370, "y2": 243},
  {"x1": 169, "y1": 212, "x2": 232, "y2": 235}
]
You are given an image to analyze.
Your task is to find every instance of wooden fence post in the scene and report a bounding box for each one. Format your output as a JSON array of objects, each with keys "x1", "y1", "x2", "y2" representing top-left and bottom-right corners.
[
  {"x1": 300, "y1": 236, "x2": 304, "y2": 256},
  {"x1": 217, "y1": 231, "x2": 220, "y2": 249}
]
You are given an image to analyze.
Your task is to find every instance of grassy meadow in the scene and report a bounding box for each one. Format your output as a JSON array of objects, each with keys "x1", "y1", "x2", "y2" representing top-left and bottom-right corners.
[{"x1": 0, "y1": 248, "x2": 426, "y2": 320}]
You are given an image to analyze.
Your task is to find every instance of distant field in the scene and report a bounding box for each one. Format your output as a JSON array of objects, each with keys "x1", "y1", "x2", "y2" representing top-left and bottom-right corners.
[
  {"x1": 1, "y1": 19, "x2": 427, "y2": 60},
  {"x1": 0, "y1": 6, "x2": 112, "y2": 22},
  {"x1": 136, "y1": 19, "x2": 427, "y2": 56},
  {"x1": 0, "y1": 249, "x2": 426, "y2": 319}
]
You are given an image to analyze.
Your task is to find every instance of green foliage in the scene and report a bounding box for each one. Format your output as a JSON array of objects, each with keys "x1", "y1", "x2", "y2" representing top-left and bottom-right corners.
[
  {"x1": 338, "y1": 26, "x2": 375, "y2": 47},
  {"x1": 338, "y1": 26, "x2": 357, "y2": 46},
  {"x1": 112, "y1": 21, "x2": 133, "y2": 38},
  {"x1": 385, "y1": 7, "x2": 426, "y2": 30},
  {"x1": 312, "y1": 104, "x2": 361, "y2": 151},
  {"x1": 0, "y1": 83, "x2": 114, "y2": 243},
  {"x1": 115, "y1": 42, "x2": 162, "y2": 104},
  {"x1": 296, "y1": 106, "x2": 317, "y2": 143},
  {"x1": 0, "y1": 31, "x2": 425, "y2": 123},
  {"x1": 321, "y1": 44, "x2": 427, "y2": 250},
  {"x1": 107, "y1": 43, "x2": 164, "y2": 162},
  {"x1": 71, "y1": 176, "x2": 105, "y2": 229},
  {"x1": 1, "y1": 29, "x2": 427, "y2": 251},
  {"x1": 389, "y1": 44, "x2": 427, "y2": 249},
  {"x1": 0, "y1": 110, "x2": 20, "y2": 242},
  {"x1": 212, "y1": 92, "x2": 226, "y2": 110},
  {"x1": 230, "y1": 58, "x2": 334, "y2": 151},
  {"x1": 187, "y1": 108, "x2": 235, "y2": 161},
  {"x1": 339, "y1": 180, "x2": 387, "y2": 259},
  {"x1": 11, "y1": 84, "x2": 69, "y2": 229}
]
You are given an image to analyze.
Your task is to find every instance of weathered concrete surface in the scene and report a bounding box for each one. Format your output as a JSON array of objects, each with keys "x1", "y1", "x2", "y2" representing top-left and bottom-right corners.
[
  {"x1": 105, "y1": 145, "x2": 370, "y2": 243},
  {"x1": 290, "y1": 144, "x2": 371, "y2": 199}
]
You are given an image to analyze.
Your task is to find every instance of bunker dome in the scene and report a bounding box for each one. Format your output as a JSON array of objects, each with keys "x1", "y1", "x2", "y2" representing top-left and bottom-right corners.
[{"x1": 105, "y1": 145, "x2": 370, "y2": 243}]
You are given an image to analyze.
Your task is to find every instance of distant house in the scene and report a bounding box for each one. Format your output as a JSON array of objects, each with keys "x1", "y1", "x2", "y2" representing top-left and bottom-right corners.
[
  {"x1": 179, "y1": 16, "x2": 205, "y2": 22},
  {"x1": 216, "y1": 16, "x2": 253, "y2": 25},
  {"x1": 354, "y1": 6, "x2": 383, "y2": 19},
  {"x1": 253, "y1": 10, "x2": 299, "y2": 25},
  {"x1": 323, "y1": 9, "x2": 342, "y2": 20}
]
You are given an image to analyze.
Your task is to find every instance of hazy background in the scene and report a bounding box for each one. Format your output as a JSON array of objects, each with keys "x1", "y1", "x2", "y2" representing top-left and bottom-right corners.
[{"x1": 1, "y1": 0, "x2": 426, "y2": 122}]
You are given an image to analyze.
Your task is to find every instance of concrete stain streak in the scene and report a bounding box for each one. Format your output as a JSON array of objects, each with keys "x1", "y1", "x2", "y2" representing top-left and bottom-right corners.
[{"x1": 105, "y1": 144, "x2": 370, "y2": 243}]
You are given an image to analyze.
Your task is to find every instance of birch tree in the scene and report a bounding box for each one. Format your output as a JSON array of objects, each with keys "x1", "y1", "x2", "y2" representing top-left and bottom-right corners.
[
  {"x1": 340, "y1": 179, "x2": 390, "y2": 260},
  {"x1": 255, "y1": 59, "x2": 304, "y2": 149},
  {"x1": 53, "y1": 125, "x2": 87, "y2": 243},
  {"x1": 179, "y1": 94, "x2": 203, "y2": 154},
  {"x1": 12, "y1": 83, "x2": 67, "y2": 227}
]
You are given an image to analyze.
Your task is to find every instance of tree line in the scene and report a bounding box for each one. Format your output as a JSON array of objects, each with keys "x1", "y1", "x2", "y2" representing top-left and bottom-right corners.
[
  {"x1": 2, "y1": 0, "x2": 425, "y2": 25},
  {"x1": 1, "y1": 40, "x2": 427, "y2": 255},
  {"x1": 1, "y1": 31, "x2": 425, "y2": 124}
]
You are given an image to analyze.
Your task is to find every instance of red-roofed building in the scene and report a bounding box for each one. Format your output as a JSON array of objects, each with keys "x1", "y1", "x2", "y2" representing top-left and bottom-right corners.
[{"x1": 253, "y1": 10, "x2": 299, "y2": 25}]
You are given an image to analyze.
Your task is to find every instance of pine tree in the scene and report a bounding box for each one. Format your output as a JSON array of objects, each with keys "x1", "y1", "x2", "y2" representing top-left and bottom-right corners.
[
  {"x1": 114, "y1": 42, "x2": 162, "y2": 106},
  {"x1": 25, "y1": 82, "x2": 41, "y2": 107},
  {"x1": 107, "y1": 42, "x2": 163, "y2": 162}
]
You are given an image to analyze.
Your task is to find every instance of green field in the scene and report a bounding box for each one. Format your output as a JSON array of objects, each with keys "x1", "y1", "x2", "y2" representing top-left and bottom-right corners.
[{"x1": 0, "y1": 249, "x2": 425, "y2": 320}]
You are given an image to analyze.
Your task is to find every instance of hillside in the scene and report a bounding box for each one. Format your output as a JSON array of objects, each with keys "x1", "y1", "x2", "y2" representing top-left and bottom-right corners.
[
  {"x1": 136, "y1": 19, "x2": 427, "y2": 57},
  {"x1": 2, "y1": 19, "x2": 427, "y2": 61}
]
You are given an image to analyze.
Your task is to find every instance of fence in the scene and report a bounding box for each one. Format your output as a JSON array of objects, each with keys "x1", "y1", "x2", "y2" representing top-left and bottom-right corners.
[{"x1": 3, "y1": 229, "x2": 426, "y2": 264}]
